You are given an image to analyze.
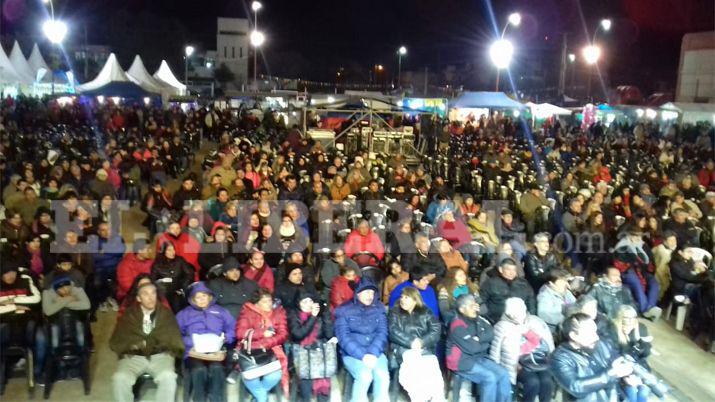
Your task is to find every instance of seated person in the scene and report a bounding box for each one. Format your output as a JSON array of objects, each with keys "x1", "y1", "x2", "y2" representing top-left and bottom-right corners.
[
  {"x1": 388, "y1": 267, "x2": 440, "y2": 318},
  {"x1": 0, "y1": 259, "x2": 44, "y2": 385},
  {"x1": 481, "y1": 258, "x2": 535, "y2": 324},
  {"x1": 334, "y1": 278, "x2": 390, "y2": 402},
  {"x1": 491, "y1": 298, "x2": 555, "y2": 402},
  {"x1": 241, "y1": 249, "x2": 275, "y2": 293},
  {"x1": 344, "y1": 220, "x2": 385, "y2": 266},
  {"x1": 176, "y1": 282, "x2": 236, "y2": 402},
  {"x1": 320, "y1": 249, "x2": 360, "y2": 301},
  {"x1": 499, "y1": 209, "x2": 526, "y2": 260},
  {"x1": 387, "y1": 287, "x2": 444, "y2": 401},
  {"x1": 524, "y1": 232, "x2": 559, "y2": 292},
  {"x1": 437, "y1": 239, "x2": 468, "y2": 273},
  {"x1": 110, "y1": 282, "x2": 185, "y2": 402},
  {"x1": 537, "y1": 269, "x2": 577, "y2": 332},
  {"x1": 668, "y1": 244, "x2": 709, "y2": 301},
  {"x1": 116, "y1": 240, "x2": 154, "y2": 302},
  {"x1": 330, "y1": 265, "x2": 359, "y2": 311},
  {"x1": 550, "y1": 313, "x2": 633, "y2": 402},
  {"x1": 235, "y1": 289, "x2": 289, "y2": 402},
  {"x1": 274, "y1": 264, "x2": 315, "y2": 309},
  {"x1": 438, "y1": 267, "x2": 482, "y2": 324},
  {"x1": 613, "y1": 231, "x2": 661, "y2": 320},
  {"x1": 382, "y1": 261, "x2": 409, "y2": 305},
  {"x1": 286, "y1": 290, "x2": 336, "y2": 402},
  {"x1": 42, "y1": 276, "x2": 90, "y2": 353},
  {"x1": 401, "y1": 234, "x2": 446, "y2": 279},
  {"x1": 435, "y1": 209, "x2": 471, "y2": 251},
  {"x1": 445, "y1": 294, "x2": 511, "y2": 402},
  {"x1": 610, "y1": 305, "x2": 652, "y2": 369},
  {"x1": 467, "y1": 211, "x2": 499, "y2": 251},
  {"x1": 587, "y1": 267, "x2": 636, "y2": 319},
  {"x1": 207, "y1": 256, "x2": 259, "y2": 319},
  {"x1": 151, "y1": 242, "x2": 195, "y2": 313},
  {"x1": 43, "y1": 253, "x2": 86, "y2": 290}
]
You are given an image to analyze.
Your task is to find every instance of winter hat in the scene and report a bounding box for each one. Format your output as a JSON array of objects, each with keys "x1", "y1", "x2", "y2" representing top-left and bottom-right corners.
[
  {"x1": 221, "y1": 256, "x2": 241, "y2": 273},
  {"x1": 52, "y1": 276, "x2": 73, "y2": 290},
  {"x1": 283, "y1": 263, "x2": 303, "y2": 281}
]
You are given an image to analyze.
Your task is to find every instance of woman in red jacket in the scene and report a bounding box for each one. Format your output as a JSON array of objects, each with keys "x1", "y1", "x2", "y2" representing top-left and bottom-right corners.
[
  {"x1": 116, "y1": 241, "x2": 154, "y2": 302},
  {"x1": 235, "y1": 289, "x2": 289, "y2": 401},
  {"x1": 329, "y1": 265, "x2": 359, "y2": 311}
]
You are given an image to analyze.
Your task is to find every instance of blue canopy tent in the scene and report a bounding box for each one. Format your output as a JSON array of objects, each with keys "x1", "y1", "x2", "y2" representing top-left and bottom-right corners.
[{"x1": 450, "y1": 91, "x2": 526, "y2": 109}]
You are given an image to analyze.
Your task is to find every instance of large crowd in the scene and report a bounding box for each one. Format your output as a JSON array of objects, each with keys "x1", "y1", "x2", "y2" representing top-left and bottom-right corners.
[{"x1": 0, "y1": 95, "x2": 714, "y2": 402}]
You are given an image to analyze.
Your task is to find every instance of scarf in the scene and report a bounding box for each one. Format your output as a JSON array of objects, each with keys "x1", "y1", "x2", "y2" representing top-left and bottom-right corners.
[
  {"x1": 246, "y1": 303, "x2": 290, "y2": 397},
  {"x1": 452, "y1": 285, "x2": 469, "y2": 300},
  {"x1": 298, "y1": 311, "x2": 331, "y2": 396}
]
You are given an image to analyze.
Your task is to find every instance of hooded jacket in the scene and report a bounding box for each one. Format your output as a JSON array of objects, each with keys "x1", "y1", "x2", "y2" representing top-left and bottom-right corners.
[
  {"x1": 334, "y1": 277, "x2": 388, "y2": 360},
  {"x1": 490, "y1": 314, "x2": 554, "y2": 384},
  {"x1": 176, "y1": 282, "x2": 236, "y2": 357}
]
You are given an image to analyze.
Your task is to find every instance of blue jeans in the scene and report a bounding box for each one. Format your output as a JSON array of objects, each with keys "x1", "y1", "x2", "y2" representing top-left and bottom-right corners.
[
  {"x1": 342, "y1": 354, "x2": 390, "y2": 402},
  {"x1": 622, "y1": 270, "x2": 659, "y2": 313},
  {"x1": 242, "y1": 369, "x2": 281, "y2": 402},
  {"x1": 460, "y1": 357, "x2": 512, "y2": 402},
  {"x1": 624, "y1": 385, "x2": 650, "y2": 402}
]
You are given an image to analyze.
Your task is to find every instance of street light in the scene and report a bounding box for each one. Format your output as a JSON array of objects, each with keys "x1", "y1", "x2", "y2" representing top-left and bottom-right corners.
[
  {"x1": 568, "y1": 53, "x2": 576, "y2": 63},
  {"x1": 43, "y1": 20, "x2": 68, "y2": 44},
  {"x1": 397, "y1": 46, "x2": 407, "y2": 87},
  {"x1": 600, "y1": 19, "x2": 612, "y2": 32},
  {"x1": 251, "y1": 2, "x2": 264, "y2": 90},
  {"x1": 493, "y1": 11, "x2": 521, "y2": 91},
  {"x1": 184, "y1": 45, "x2": 195, "y2": 89},
  {"x1": 582, "y1": 45, "x2": 601, "y2": 65}
]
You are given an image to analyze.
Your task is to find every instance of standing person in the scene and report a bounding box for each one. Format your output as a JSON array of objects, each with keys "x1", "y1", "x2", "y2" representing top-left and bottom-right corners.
[
  {"x1": 491, "y1": 298, "x2": 555, "y2": 402},
  {"x1": 334, "y1": 277, "x2": 390, "y2": 402},
  {"x1": 206, "y1": 256, "x2": 259, "y2": 319},
  {"x1": 110, "y1": 282, "x2": 185, "y2": 402},
  {"x1": 176, "y1": 282, "x2": 236, "y2": 402},
  {"x1": 550, "y1": 313, "x2": 634, "y2": 402},
  {"x1": 287, "y1": 290, "x2": 336, "y2": 402},
  {"x1": 235, "y1": 289, "x2": 290, "y2": 402},
  {"x1": 388, "y1": 287, "x2": 444, "y2": 402},
  {"x1": 445, "y1": 294, "x2": 511, "y2": 402}
]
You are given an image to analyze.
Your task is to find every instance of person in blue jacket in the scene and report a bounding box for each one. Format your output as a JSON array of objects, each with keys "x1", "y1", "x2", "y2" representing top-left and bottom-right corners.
[
  {"x1": 91, "y1": 222, "x2": 126, "y2": 312},
  {"x1": 388, "y1": 267, "x2": 440, "y2": 318},
  {"x1": 176, "y1": 282, "x2": 236, "y2": 402},
  {"x1": 334, "y1": 277, "x2": 390, "y2": 402}
]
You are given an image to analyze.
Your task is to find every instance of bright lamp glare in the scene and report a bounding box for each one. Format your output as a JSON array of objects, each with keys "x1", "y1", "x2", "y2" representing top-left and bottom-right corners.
[
  {"x1": 513, "y1": 110, "x2": 520, "y2": 118},
  {"x1": 489, "y1": 39, "x2": 514, "y2": 69},
  {"x1": 582, "y1": 45, "x2": 601, "y2": 65},
  {"x1": 251, "y1": 1, "x2": 262, "y2": 12},
  {"x1": 96, "y1": 95, "x2": 105, "y2": 104},
  {"x1": 250, "y1": 30, "x2": 265, "y2": 47},
  {"x1": 143, "y1": 97, "x2": 151, "y2": 105},
  {"x1": 327, "y1": 96, "x2": 335, "y2": 103},
  {"x1": 645, "y1": 109, "x2": 657, "y2": 119},
  {"x1": 508, "y1": 13, "x2": 522, "y2": 26},
  {"x1": 568, "y1": 53, "x2": 576, "y2": 62},
  {"x1": 43, "y1": 19, "x2": 68, "y2": 44},
  {"x1": 398, "y1": 46, "x2": 407, "y2": 55},
  {"x1": 185, "y1": 46, "x2": 195, "y2": 57},
  {"x1": 600, "y1": 19, "x2": 612, "y2": 31}
]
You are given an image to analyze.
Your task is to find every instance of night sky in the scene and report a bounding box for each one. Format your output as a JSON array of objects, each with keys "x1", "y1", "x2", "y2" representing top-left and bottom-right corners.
[{"x1": 2, "y1": 0, "x2": 713, "y2": 93}]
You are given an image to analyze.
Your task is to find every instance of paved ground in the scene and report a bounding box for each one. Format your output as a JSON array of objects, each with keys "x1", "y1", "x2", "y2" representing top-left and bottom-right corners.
[{"x1": 2, "y1": 142, "x2": 713, "y2": 401}]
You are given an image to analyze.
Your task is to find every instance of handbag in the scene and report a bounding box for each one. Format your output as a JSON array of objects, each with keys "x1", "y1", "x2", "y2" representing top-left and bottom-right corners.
[
  {"x1": 235, "y1": 329, "x2": 282, "y2": 380},
  {"x1": 292, "y1": 341, "x2": 337, "y2": 379},
  {"x1": 519, "y1": 338, "x2": 551, "y2": 372}
]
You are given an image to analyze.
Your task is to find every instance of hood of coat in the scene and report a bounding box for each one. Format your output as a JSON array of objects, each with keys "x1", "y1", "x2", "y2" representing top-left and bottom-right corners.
[
  {"x1": 187, "y1": 281, "x2": 216, "y2": 309},
  {"x1": 352, "y1": 276, "x2": 380, "y2": 305}
]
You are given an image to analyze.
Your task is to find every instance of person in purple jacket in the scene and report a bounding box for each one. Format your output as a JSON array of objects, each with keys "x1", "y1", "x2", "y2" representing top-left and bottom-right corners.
[{"x1": 176, "y1": 281, "x2": 236, "y2": 402}]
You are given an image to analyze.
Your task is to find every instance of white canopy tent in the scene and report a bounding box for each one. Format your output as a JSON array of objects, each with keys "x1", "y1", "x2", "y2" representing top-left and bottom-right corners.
[
  {"x1": 126, "y1": 55, "x2": 166, "y2": 94},
  {"x1": 9, "y1": 41, "x2": 36, "y2": 84},
  {"x1": 660, "y1": 102, "x2": 715, "y2": 124},
  {"x1": 153, "y1": 60, "x2": 186, "y2": 96},
  {"x1": 526, "y1": 102, "x2": 573, "y2": 119},
  {"x1": 28, "y1": 44, "x2": 52, "y2": 82},
  {"x1": 0, "y1": 44, "x2": 24, "y2": 85},
  {"x1": 77, "y1": 53, "x2": 131, "y2": 92}
]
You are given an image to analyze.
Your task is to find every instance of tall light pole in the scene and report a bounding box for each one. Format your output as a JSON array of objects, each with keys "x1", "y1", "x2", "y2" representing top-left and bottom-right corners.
[
  {"x1": 41, "y1": 0, "x2": 68, "y2": 94},
  {"x1": 184, "y1": 45, "x2": 194, "y2": 91},
  {"x1": 397, "y1": 46, "x2": 407, "y2": 88},
  {"x1": 583, "y1": 18, "x2": 611, "y2": 101},
  {"x1": 492, "y1": 12, "x2": 521, "y2": 91},
  {"x1": 251, "y1": 1, "x2": 263, "y2": 91}
]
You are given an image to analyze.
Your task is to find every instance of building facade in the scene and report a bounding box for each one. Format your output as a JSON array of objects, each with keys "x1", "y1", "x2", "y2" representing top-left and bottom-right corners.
[
  {"x1": 215, "y1": 17, "x2": 249, "y2": 86},
  {"x1": 676, "y1": 31, "x2": 715, "y2": 103}
]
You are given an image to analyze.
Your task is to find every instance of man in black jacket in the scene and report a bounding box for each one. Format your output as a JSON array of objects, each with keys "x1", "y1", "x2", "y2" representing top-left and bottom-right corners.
[
  {"x1": 550, "y1": 313, "x2": 634, "y2": 402},
  {"x1": 401, "y1": 234, "x2": 446, "y2": 279},
  {"x1": 206, "y1": 256, "x2": 258, "y2": 318},
  {"x1": 171, "y1": 174, "x2": 201, "y2": 211},
  {"x1": 481, "y1": 258, "x2": 535, "y2": 323},
  {"x1": 524, "y1": 232, "x2": 560, "y2": 291},
  {"x1": 445, "y1": 294, "x2": 511, "y2": 402}
]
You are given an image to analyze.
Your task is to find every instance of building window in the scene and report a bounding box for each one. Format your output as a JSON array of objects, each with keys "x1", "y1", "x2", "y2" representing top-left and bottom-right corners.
[
  {"x1": 224, "y1": 47, "x2": 227, "y2": 58},
  {"x1": 232, "y1": 47, "x2": 235, "y2": 58},
  {"x1": 240, "y1": 47, "x2": 243, "y2": 58}
]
